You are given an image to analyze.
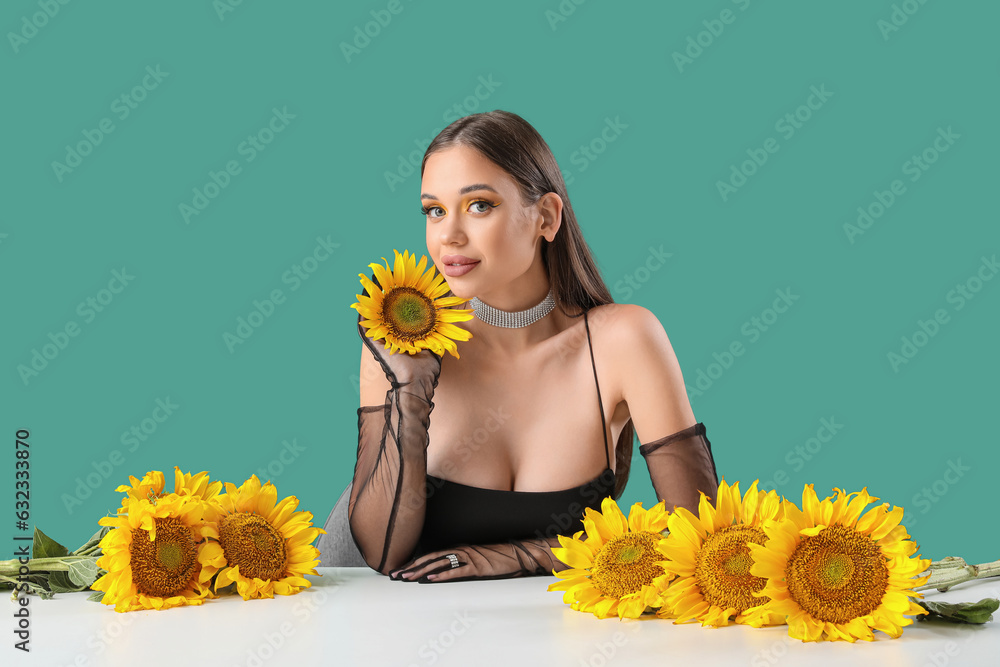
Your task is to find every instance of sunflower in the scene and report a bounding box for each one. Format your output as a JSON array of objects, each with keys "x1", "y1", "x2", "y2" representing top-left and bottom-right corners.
[
  {"x1": 115, "y1": 467, "x2": 223, "y2": 508},
  {"x1": 351, "y1": 248, "x2": 473, "y2": 358},
  {"x1": 748, "y1": 485, "x2": 931, "y2": 642},
  {"x1": 547, "y1": 497, "x2": 673, "y2": 619},
  {"x1": 656, "y1": 479, "x2": 786, "y2": 628},
  {"x1": 91, "y1": 494, "x2": 225, "y2": 613},
  {"x1": 213, "y1": 475, "x2": 324, "y2": 600}
]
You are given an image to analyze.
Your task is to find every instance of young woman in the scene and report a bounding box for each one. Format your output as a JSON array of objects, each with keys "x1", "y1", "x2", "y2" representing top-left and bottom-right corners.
[{"x1": 344, "y1": 110, "x2": 718, "y2": 583}]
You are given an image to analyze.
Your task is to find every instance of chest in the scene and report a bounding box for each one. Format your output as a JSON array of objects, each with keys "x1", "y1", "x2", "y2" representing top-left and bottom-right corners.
[{"x1": 425, "y1": 328, "x2": 620, "y2": 492}]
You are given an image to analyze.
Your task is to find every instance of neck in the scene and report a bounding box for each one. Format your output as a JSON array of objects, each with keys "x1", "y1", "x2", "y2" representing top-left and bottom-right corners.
[
  {"x1": 466, "y1": 279, "x2": 557, "y2": 353},
  {"x1": 465, "y1": 308, "x2": 562, "y2": 356}
]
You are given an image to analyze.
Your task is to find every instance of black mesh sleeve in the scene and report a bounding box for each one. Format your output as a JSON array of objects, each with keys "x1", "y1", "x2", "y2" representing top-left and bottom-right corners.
[
  {"x1": 347, "y1": 314, "x2": 442, "y2": 575},
  {"x1": 388, "y1": 536, "x2": 568, "y2": 583},
  {"x1": 638, "y1": 422, "x2": 719, "y2": 512}
]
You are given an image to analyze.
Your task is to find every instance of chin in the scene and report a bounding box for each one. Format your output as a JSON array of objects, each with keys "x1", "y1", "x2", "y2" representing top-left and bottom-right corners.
[{"x1": 447, "y1": 285, "x2": 474, "y2": 301}]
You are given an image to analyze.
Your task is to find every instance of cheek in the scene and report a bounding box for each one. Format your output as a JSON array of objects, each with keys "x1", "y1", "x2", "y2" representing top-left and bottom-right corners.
[
  {"x1": 498, "y1": 224, "x2": 535, "y2": 263},
  {"x1": 426, "y1": 229, "x2": 437, "y2": 264}
]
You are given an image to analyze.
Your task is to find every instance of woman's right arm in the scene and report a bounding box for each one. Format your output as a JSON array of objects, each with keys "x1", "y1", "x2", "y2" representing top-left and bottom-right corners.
[{"x1": 348, "y1": 319, "x2": 442, "y2": 575}]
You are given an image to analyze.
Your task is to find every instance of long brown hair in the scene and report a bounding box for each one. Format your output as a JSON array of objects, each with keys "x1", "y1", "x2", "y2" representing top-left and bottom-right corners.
[{"x1": 421, "y1": 110, "x2": 634, "y2": 500}]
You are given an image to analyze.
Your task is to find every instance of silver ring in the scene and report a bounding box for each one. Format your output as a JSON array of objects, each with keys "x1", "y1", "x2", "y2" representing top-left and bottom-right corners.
[{"x1": 446, "y1": 553, "x2": 460, "y2": 569}]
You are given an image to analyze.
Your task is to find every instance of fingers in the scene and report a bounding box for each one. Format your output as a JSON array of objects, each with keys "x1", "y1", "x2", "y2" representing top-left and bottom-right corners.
[
  {"x1": 391, "y1": 554, "x2": 450, "y2": 581},
  {"x1": 417, "y1": 561, "x2": 470, "y2": 583},
  {"x1": 415, "y1": 560, "x2": 465, "y2": 583},
  {"x1": 390, "y1": 552, "x2": 467, "y2": 582}
]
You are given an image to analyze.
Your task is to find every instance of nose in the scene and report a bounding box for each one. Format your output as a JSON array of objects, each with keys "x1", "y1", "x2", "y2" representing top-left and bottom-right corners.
[{"x1": 437, "y1": 211, "x2": 467, "y2": 247}]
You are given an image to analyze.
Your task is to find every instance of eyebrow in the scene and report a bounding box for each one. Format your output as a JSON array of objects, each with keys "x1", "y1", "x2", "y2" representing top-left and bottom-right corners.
[{"x1": 421, "y1": 184, "x2": 499, "y2": 200}]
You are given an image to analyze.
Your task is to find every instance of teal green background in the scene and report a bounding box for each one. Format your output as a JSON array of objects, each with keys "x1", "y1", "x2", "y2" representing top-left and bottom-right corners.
[{"x1": 3, "y1": 0, "x2": 998, "y2": 565}]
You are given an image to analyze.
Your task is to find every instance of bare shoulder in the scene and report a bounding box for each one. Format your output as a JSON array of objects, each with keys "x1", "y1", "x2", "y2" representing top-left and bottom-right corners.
[
  {"x1": 589, "y1": 302, "x2": 684, "y2": 385},
  {"x1": 590, "y1": 303, "x2": 694, "y2": 438},
  {"x1": 587, "y1": 303, "x2": 671, "y2": 351}
]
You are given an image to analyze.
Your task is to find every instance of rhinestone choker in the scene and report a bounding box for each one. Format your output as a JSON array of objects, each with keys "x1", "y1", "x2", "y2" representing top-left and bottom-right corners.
[{"x1": 470, "y1": 288, "x2": 556, "y2": 328}]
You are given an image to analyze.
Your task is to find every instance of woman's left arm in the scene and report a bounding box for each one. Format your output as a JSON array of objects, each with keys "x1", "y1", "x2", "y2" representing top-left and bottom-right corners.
[{"x1": 612, "y1": 304, "x2": 719, "y2": 512}]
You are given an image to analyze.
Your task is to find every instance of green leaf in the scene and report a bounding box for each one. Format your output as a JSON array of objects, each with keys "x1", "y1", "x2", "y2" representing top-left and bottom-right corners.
[
  {"x1": 73, "y1": 526, "x2": 111, "y2": 556},
  {"x1": 87, "y1": 590, "x2": 105, "y2": 603},
  {"x1": 0, "y1": 573, "x2": 54, "y2": 599},
  {"x1": 33, "y1": 527, "x2": 70, "y2": 559},
  {"x1": 917, "y1": 598, "x2": 1000, "y2": 624},
  {"x1": 47, "y1": 571, "x2": 77, "y2": 594},
  {"x1": 66, "y1": 559, "x2": 100, "y2": 588}
]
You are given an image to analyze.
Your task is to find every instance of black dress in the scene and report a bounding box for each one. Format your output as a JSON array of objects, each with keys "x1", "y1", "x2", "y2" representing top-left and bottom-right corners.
[{"x1": 413, "y1": 309, "x2": 618, "y2": 556}]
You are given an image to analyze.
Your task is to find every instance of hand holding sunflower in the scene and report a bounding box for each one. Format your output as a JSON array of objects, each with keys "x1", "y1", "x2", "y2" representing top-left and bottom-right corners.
[{"x1": 351, "y1": 249, "x2": 474, "y2": 359}]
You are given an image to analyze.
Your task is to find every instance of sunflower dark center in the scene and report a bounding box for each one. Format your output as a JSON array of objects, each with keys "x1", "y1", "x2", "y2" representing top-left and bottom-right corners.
[
  {"x1": 591, "y1": 531, "x2": 664, "y2": 599},
  {"x1": 218, "y1": 512, "x2": 287, "y2": 581},
  {"x1": 785, "y1": 524, "x2": 889, "y2": 623},
  {"x1": 381, "y1": 287, "x2": 436, "y2": 340},
  {"x1": 694, "y1": 525, "x2": 768, "y2": 613},
  {"x1": 129, "y1": 517, "x2": 199, "y2": 598}
]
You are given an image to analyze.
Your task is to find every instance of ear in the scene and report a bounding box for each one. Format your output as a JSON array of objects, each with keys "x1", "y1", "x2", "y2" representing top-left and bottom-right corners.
[{"x1": 537, "y1": 192, "x2": 563, "y2": 242}]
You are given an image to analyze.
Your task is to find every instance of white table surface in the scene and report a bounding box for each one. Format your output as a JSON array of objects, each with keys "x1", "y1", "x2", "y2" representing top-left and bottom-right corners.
[{"x1": 8, "y1": 567, "x2": 1000, "y2": 666}]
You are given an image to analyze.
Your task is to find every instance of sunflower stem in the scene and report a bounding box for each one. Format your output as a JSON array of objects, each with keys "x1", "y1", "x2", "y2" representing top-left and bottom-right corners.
[
  {"x1": 915, "y1": 557, "x2": 1000, "y2": 592},
  {"x1": 0, "y1": 555, "x2": 98, "y2": 575}
]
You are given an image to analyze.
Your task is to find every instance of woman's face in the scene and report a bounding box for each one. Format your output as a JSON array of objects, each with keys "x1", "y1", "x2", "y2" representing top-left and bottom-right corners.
[{"x1": 421, "y1": 144, "x2": 554, "y2": 301}]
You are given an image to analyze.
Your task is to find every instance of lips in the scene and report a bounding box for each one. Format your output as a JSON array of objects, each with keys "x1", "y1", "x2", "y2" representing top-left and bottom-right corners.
[
  {"x1": 441, "y1": 255, "x2": 479, "y2": 265},
  {"x1": 440, "y1": 257, "x2": 480, "y2": 278}
]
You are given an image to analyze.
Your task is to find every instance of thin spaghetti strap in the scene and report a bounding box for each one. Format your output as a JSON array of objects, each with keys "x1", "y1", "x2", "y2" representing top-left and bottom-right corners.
[{"x1": 584, "y1": 310, "x2": 611, "y2": 470}]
